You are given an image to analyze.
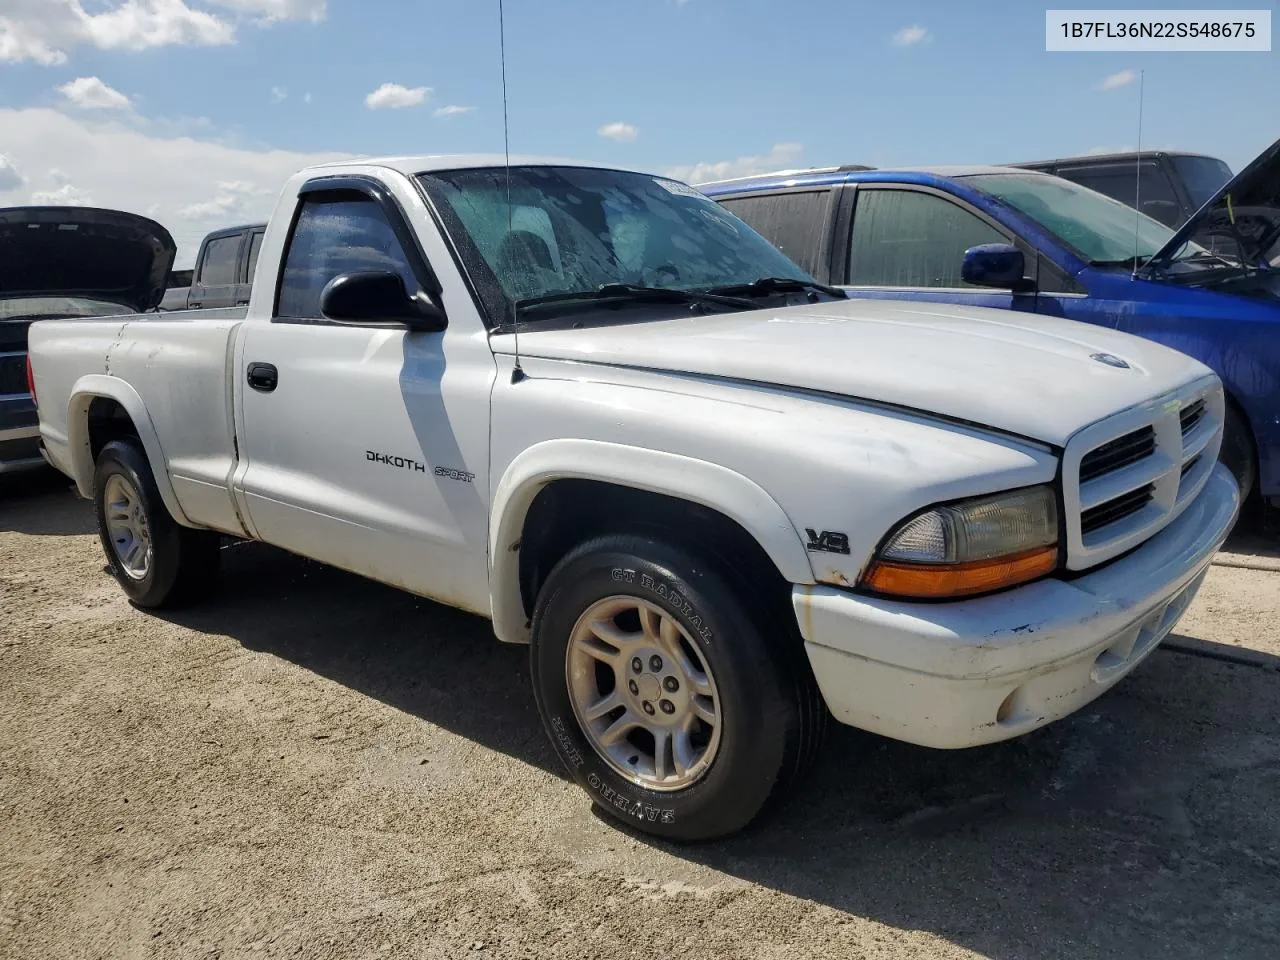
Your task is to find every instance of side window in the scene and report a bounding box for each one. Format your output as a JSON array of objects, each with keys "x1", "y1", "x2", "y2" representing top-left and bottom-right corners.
[
  {"x1": 275, "y1": 192, "x2": 420, "y2": 319},
  {"x1": 848, "y1": 190, "x2": 1007, "y2": 288},
  {"x1": 245, "y1": 231, "x2": 264, "y2": 284},
  {"x1": 198, "y1": 235, "x2": 241, "y2": 285},
  {"x1": 718, "y1": 191, "x2": 828, "y2": 274}
]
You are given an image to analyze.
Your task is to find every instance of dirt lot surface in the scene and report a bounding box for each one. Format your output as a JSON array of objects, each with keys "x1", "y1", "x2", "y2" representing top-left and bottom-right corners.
[{"x1": 3, "y1": 474, "x2": 1279, "y2": 960}]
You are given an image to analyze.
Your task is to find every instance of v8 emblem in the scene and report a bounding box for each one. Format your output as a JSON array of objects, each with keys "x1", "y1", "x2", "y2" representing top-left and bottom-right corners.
[{"x1": 806, "y1": 529, "x2": 850, "y2": 555}]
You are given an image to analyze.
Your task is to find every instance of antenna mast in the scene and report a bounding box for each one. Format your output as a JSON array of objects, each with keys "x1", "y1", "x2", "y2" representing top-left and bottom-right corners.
[
  {"x1": 1131, "y1": 68, "x2": 1145, "y2": 278},
  {"x1": 499, "y1": 0, "x2": 524, "y2": 383}
]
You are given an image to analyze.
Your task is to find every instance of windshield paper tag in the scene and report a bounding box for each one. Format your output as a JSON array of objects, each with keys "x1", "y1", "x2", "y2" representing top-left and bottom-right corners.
[{"x1": 654, "y1": 178, "x2": 706, "y2": 199}]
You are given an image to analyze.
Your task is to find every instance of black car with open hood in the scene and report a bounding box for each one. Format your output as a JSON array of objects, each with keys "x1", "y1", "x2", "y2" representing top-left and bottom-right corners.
[
  {"x1": 1142, "y1": 135, "x2": 1280, "y2": 284},
  {"x1": 1, "y1": 206, "x2": 176, "y2": 476}
]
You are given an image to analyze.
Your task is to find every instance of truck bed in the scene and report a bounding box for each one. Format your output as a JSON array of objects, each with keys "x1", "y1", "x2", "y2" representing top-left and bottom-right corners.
[{"x1": 30, "y1": 307, "x2": 250, "y2": 536}]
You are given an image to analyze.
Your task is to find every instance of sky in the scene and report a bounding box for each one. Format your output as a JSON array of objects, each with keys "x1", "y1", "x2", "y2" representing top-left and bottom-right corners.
[{"x1": 1, "y1": 0, "x2": 1276, "y2": 267}]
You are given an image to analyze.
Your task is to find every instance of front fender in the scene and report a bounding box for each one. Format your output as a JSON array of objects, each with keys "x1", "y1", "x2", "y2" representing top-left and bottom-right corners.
[
  {"x1": 64, "y1": 374, "x2": 192, "y2": 527},
  {"x1": 488, "y1": 438, "x2": 815, "y2": 644}
]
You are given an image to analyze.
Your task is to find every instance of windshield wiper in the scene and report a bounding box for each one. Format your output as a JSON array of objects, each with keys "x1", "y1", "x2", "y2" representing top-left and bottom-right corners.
[
  {"x1": 705, "y1": 276, "x2": 847, "y2": 299},
  {"x1": 1091, "y1": 255, "x2": 1150, "y2": 269},
  {"x1": 514, "y1": 283, "x2": 756, "y2": 319}
]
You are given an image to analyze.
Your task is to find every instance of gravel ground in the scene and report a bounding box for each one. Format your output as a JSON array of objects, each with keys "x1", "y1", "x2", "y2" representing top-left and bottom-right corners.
[{"x1": 3, "y1": 473, "x2": 1279, "y2": 960}]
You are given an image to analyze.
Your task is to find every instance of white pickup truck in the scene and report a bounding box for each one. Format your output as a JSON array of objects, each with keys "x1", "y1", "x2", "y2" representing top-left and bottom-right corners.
[{"x1": 27, "y1": 156, "x2": 1240, "y2": 841}]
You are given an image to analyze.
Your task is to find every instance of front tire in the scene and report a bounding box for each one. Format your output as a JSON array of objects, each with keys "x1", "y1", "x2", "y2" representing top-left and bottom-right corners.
[
  {"x1": 530, "y1": 534, "x2": 824, "y2": 842},
  {"x1": 93, "y1": 439, "x2": 220, "y2": 608}
]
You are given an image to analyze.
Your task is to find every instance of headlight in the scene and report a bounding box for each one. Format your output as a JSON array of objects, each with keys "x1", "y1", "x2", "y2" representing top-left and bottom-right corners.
[{"x1": 862, "y1": 485, "x2": 1059, "y2": 599}]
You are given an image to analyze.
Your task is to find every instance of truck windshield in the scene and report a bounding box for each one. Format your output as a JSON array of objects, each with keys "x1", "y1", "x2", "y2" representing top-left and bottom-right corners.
[
  {"x1": 965, "y1": 173, "x2": 1178, "y2": 265},
  {"x1": 1172, "y1": 156, "x2": 1233, "y2": 209},
  {"x1": 417, "y1": 165, "x2": 813, "y2": 323}
]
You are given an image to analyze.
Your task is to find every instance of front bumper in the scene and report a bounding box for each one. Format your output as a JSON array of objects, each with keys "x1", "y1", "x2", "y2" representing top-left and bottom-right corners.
[
  {"x1": 0, "y1": 394, "x2": 44, "y2": 475},
  {"x1": 793, "y1": 462, "x2": 1240, "y2": 749}
]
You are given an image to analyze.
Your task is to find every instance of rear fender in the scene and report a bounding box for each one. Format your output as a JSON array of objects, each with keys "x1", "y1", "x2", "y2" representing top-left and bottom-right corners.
[{"x1": 65, "y1": 374, "x2": 192, "y2": 526}]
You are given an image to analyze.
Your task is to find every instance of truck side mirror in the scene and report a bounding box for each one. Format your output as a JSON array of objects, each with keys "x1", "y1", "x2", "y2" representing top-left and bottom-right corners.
[
  {"x1": 961, "y1": 243, "x2": 1033, "y2": 292},
  {"x1": 319, "y1": 271, "x2": 447, "y2": 332}
]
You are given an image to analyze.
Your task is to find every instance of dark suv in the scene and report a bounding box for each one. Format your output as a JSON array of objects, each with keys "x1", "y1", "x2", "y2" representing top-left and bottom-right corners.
[{"x1": 1010, "y1": 150, "x2": 1233, "y2": 228}]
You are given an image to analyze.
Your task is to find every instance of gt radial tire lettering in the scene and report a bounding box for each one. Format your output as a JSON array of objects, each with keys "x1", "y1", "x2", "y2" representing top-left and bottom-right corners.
[
  {"x1": 586, "y1": 773, "x2": 674, "y2": 823},
  {"x1": 637, "y1": 573, "x2": 713, "y2": 641}
]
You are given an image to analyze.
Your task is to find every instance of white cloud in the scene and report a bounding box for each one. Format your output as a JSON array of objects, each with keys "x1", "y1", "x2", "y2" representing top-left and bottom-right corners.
[
  {"x1": 433, "y1": 104, "x2": 475, "y2": 118},
  {"x1": 665, "y1": 142, "x2": 805, "y2": 185},
  {"x1": 0, "y1": 107, "x2": 352, "y2": 267},
  {"x1": 0, "y1": 155, "x2": 26, "y2": 191},
  {"x1": 205, "y1": 0, "x2": 326, "y2": 22},
  {"x1": 0, "y1": 0, "x2": 322, "y2": 65},
  {"x1": 0, "y1": 0, "x2": 233, "y2": 64},
  {"x1": 302, "y1": 92, "x2": 312, "y2": 105},
  {"x1": 30, "y1": 182, "x2": 93, "y2": 205},
  {"x1": 57, "y1": 76, "x2": 132, "y2": 110},
  {"x1": 365, "y1": 83, "x2": 430, "y2": 110},
  {"x1": 598, "y1": 121, "x2": 638, "y2": 142},
  {"x1": 892, "y1": 24, "x2": 929, "y2": 46},
  {"x1": 176, "y1": 179, "x2": 273, "y2": 219},
  {"x1": 271, "y1": 85, "x2": 288, "y2": 103},
  {"x1": 1096, "y1": 69, "x2": 1138, "y2": 91}
]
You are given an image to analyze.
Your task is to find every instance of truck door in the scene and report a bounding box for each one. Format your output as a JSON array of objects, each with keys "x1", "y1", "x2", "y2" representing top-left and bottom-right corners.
[
  {"x1": 837, "y1": 185, "x2": 1035, "y2": 312},
  {"x1": 233, "y1": 177, "x2": 495, "y2": 615},
  {"x1": 188, "y1": 229, "x2": 245, "y2": 310}
]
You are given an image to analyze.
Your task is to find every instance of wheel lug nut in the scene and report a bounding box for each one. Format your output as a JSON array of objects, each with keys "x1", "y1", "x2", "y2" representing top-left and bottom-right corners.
[
  {"x1": 642, "y1": 702, "x2": 655, "y2": 715},
  {"x1": 628, "y1": 680, "x2": 639, "y2": 695},
  {"x1": 660, "y1": 700, "x2": 675, "y2": 714},
  {"x1": 649, "y1": 655, "x2": 663, "y2": 671},
  {"x1": 631, "y1": 657, "x2": 643, "y2": 674},
  {"x1": 663, "y1": 676, "x2": 679, "y2": 692}
]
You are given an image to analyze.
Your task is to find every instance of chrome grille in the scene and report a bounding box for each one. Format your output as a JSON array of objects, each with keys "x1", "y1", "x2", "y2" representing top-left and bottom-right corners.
[
  {"x1": 1063, "y1": 379, "x2": 1225, "y2": 570},
  {"x1": 0, "y1": 350, "x2": 27, "y2": 396},
  {"x1": 1079, "y1": 426, "x2": 1155, "y2": 483}
]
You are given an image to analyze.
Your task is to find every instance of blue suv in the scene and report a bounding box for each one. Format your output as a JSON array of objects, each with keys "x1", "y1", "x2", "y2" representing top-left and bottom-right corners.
[{"x1": 699, "y1": 138, "x2": 1280, "y2": 514}]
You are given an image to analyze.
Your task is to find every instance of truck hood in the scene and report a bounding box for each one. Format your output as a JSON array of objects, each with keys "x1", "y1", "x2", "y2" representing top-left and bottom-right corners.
[
  {"x1": 0, "y1": 206, "x2": 176, "y2": 313},
  {"x1": 1145, "y1": 135, "x2": 1280, "y2": 276},
  {"x1": 501, "y1": 298, "x2": 1211, "y2": 447}
]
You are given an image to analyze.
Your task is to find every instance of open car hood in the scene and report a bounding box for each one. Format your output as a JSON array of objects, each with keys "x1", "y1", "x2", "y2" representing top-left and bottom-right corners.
[
  {"x1": 1145, "y1": 136, "x2": 1280, "y2": 275},
  {"x1": 0, "y1": 206, "x2": 177, "y2": 313}
]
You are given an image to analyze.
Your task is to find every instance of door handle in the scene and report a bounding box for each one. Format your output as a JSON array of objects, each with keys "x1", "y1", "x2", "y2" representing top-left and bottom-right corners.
[
  {"x1": 246, "y1": 362, "x2": 278, "y2": 392},
  {"x1": 235, "y1": 300, "x2": 250, "y2": 306}
]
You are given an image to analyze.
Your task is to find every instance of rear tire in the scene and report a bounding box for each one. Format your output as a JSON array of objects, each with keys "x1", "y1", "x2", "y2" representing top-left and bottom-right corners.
[
  {"x1": 93, "y1": 439, "x2": 220, "y2": 609},
  {"x1": 530, "y1": 533, "x2": 825, "y2": 842}
]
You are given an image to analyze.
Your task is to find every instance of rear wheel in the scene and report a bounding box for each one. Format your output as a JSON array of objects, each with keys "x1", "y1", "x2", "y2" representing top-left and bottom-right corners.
[
  {"x1": 93, "y1": 439, "x2": 220, "y2": 608},
  {"x1": 530, "y1": 533, "x2": 825, "y2": 842}
]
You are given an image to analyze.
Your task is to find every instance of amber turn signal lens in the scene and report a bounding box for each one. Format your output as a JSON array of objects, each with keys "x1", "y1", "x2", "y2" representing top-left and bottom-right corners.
[{"x1": 862, "y1": 545, "x2": 1059, "y2": 600}]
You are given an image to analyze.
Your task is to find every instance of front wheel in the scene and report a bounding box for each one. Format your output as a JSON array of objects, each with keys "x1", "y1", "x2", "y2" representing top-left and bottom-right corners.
[
  {"x1": 93, "y1": 439, "x2": 220, "y2": 608},
  {"x1": 530, "y1": 534, "x2": 825, "y2": 842},
  {"x1": 1220, "y1": 404, "x2": 1256, "y2": 506}
]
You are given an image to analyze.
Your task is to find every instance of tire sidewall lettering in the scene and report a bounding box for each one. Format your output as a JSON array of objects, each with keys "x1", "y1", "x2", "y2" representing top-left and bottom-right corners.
[
  {"x1": 610, "y1": 567, "x2": 714, "y2": 644},
  {"x1": 584, "y1": 771, "x2": 675, "y2": 824}
]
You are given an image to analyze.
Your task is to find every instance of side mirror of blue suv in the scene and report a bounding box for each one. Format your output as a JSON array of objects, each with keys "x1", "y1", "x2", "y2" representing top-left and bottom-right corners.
[{"x1": 961, "y1": 243, "x2": 1031, "y2": 291}]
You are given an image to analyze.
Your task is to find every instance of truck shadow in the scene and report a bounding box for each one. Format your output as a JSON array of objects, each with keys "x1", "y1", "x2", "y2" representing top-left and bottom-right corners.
[
  {"x1": 156, "y1": 539, "x2": 1280, "y2": 960},
  {"x1": 0, "y1": 472, "x2": 93, "y2": 536}
]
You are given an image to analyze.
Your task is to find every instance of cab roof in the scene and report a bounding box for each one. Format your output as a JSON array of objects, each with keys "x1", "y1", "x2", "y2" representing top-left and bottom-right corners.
[{"x1": 300, "y1": 154, "x2": 661, "y2": 178}]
